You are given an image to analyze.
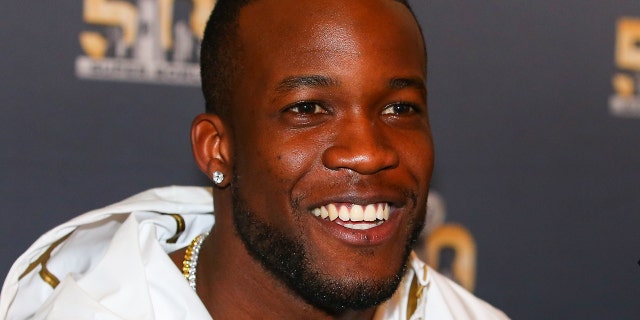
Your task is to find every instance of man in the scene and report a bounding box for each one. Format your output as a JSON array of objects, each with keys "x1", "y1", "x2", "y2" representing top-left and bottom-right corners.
[{"x1": 1, "y1": 0, "x2": 508, "y2": 319}]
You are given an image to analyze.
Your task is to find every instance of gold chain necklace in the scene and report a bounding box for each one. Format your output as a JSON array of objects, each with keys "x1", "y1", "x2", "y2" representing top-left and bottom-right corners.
[{"x1": 182, "y1": 233, "x2": 209, "y2": 290}]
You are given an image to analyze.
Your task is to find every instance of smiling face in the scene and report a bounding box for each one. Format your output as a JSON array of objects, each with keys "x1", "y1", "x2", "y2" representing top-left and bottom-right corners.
[{"x1": 225, "y1": 0, "x2": 433, "y2": 313}]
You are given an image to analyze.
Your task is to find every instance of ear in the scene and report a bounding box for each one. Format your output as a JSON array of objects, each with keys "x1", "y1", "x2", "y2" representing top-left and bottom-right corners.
[{"x1": 191, "y1": 113, "x2": 232, "y2": 187}]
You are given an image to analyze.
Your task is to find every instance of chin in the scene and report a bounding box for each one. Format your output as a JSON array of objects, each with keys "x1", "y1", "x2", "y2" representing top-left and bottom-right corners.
[
  {"x1": 231, "y1": 174, "x2": 426, "y2": 314},
  {"x1": 233, "y1": 202, "x2": 422, "y2": 314}
]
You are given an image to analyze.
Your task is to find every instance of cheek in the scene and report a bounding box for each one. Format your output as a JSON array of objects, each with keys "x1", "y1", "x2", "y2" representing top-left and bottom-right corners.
[
  {"x1": 270, "y1": 140, "x2": 329, "y2": 201},
  {"x1": 396, "y1": 130, "x2": 434, "y2": 177},
  {"x1": 275, "y1": 143, "x2": 321, "y2": 177},
  {"x1": 233, "y1": 127, "x2": 325, "y2": 199}
]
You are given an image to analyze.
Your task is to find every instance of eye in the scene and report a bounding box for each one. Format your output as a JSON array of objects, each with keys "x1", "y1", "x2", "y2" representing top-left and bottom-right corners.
[
  {"x1": 382, "y1": 102, "x2": 418, "y2": 115},
  {"x1": 287, "y1": 101, "x2": 327, "y2": 114}
]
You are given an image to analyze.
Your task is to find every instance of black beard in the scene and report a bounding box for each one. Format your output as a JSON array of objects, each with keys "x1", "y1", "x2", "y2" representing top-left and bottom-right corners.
[{"x1": 230, "y1": 176, "x2": 424, "y2": 315}]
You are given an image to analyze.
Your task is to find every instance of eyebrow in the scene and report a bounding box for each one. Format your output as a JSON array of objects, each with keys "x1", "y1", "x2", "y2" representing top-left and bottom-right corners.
[
  {"x1": 274, "y1": 75, "x2": 426, "y2": 94},
  {"x1": 275, "y1": 75, "x2": 338, "y2": 93},
  {"x1": 389, "y1": 77, "x2": 427, "y2": 92}
]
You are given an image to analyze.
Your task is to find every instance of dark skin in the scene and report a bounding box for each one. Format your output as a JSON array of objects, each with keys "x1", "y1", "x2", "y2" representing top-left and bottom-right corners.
[{"x1": 171, "y1": 0, "x2": 434, "y2": 319}]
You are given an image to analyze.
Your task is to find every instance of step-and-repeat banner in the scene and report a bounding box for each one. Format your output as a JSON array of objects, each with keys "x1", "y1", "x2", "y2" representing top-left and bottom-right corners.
[{"x1": 1, "y1": 1, "x2": 638, "y2": 318}]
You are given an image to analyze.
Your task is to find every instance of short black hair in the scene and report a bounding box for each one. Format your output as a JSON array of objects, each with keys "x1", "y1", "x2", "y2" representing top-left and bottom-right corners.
[{"x1": 200, "y1": 0, "x2": 420, "y2": 116}]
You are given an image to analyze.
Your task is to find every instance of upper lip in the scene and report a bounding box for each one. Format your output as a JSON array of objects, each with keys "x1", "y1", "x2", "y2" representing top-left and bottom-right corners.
[{"x1": 304, "y1": 190, "x2": 408, "y2": 211}]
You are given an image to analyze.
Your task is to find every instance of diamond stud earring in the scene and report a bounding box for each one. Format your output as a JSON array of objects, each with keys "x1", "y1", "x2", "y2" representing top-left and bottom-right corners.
[{"x1": 213, "y1": 171, "x2": 225, "y2": 185}]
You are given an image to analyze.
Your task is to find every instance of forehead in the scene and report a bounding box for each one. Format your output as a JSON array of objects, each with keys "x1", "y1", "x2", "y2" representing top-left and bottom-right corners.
[{"x1": 236, "y1": 0, "x2": 425, "y2": 74}]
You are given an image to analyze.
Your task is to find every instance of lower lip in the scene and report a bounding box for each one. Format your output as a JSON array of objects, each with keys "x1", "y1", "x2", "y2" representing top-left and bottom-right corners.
[{"x1": 310, "y1": 209, "x2": 402, "y2": 246}]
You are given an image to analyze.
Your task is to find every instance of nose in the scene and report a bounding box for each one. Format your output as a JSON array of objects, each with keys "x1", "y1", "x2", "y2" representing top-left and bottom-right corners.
[{"x1": 322, "y1": 117, "x2": 399, "y2": 175}]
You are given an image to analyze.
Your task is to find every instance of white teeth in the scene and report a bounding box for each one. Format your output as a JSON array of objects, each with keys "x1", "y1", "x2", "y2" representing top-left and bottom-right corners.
[
  {"x1": 339, "y1": 221, "x2": 383, "y2": 230},
  {"x1": 364, "y1": 204, "x2": 376, "y2": 222},
  {"x1": 375, "y1": 205, "x2": 383, "y2": 220},
  {"x1": 383, "y1": 203, "x2": 390, "y2": 220},
  {"x1": 328, "y1": 204, "x2": 338, "y2": 221},
  {"x1": 312, "y1": 203, "x2": 391, "y2": 225},
  {"x1": 320, "y1": 206, "x2": 329, "y2": 219},
  {"x1": 350, "y1": 205, "x2": 364, "y2": 222},
  {"x1": 338, "y1": 206, "x2": 350, "y2": 221}
]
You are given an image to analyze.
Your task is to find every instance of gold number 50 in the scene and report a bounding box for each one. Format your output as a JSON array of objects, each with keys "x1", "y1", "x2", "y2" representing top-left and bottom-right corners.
[{"x1": 79, "y1": 0, "x2": 215, "y2": 59}]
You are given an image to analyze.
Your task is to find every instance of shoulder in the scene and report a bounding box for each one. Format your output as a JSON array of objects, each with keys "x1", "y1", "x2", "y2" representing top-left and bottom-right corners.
[{"x1": 0, "y1": 186, "x2": 215, "y2": 320}]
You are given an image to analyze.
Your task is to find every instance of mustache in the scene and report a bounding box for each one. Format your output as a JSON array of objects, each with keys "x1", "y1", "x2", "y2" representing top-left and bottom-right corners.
[{"x1": 229, "y1": 162, "x2": 421, "y2": 216}]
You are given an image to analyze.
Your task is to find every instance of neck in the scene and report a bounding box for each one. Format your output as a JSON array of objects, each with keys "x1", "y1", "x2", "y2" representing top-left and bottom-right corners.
[{"x1": 192, "y1": 199, "x2": 377, "y2": 320}]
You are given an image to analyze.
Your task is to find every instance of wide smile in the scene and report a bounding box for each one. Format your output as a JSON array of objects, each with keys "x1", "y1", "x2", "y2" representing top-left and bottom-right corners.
[{"x1": 310, "y1": 203, "x2": 391, "y2": 230}]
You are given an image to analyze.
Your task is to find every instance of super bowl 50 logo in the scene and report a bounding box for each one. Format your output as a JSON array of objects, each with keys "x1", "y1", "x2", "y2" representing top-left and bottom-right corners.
[
  {"x1": 75, "y1": 0, "x2": 216, "y2": 86},
  {"x1": 610, "y1": 17, "x2": 640, "y2": 118}
]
